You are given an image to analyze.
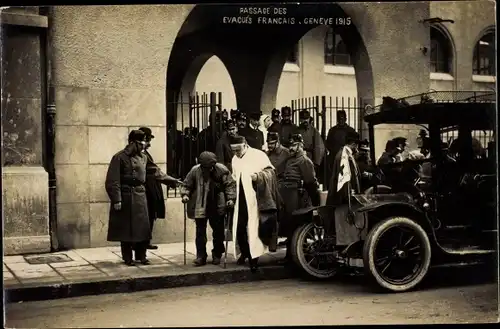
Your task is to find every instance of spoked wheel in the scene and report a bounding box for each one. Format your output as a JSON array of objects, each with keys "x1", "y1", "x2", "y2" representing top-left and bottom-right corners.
[
  {"x1": 363, "y1": 217, "x2": 432, "y2": 292},
  {"x1": 290, "y1": 223, "x2": 339, "y2": 279}
]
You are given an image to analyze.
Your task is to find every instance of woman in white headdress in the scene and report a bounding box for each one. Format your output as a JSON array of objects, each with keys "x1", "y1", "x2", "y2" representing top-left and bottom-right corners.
[{"x1": 259, "y1": 114, "x2": 273, "y2": 151}]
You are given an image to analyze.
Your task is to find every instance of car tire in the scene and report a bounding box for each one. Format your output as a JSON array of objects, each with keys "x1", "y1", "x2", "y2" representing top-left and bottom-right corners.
[
  {"x1": 363, "y1": 216, "x2": 432, "y2": 293},
  {"x1": 290, "y1": 223, "x2": 338, "y2": 280}
]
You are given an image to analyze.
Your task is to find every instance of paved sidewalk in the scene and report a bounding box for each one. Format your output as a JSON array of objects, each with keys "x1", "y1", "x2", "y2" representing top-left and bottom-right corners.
[{"x1": 3, "y1": 241, "x2": 291, "y2": 303}]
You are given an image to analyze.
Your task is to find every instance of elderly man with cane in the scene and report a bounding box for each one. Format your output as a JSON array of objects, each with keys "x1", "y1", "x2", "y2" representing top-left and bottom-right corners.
[{"x1": 180, "y1": 151, "x2": 236, "y2": 266}]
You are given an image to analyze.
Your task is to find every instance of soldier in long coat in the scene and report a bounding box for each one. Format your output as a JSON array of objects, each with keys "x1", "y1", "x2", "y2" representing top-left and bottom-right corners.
[
  {"x1": 105, "y1": 130, "x2": 151, "y2": 266},
  {"x1": 297, "y1": 109, "x2": 326, "y2": 170},
  {"x1": 239, "y1": 111, "x2": 265, "y2": 150},
  {"x1": 266, "y1": 131, "x2": 290, "y2": 180},
  {"x1": 268, "y1": 106, "x2": 298, "y2": 148},
  {"x1": 216, "y1": 119, "x2": 238, "y2": 172},
  {"x1": 325, "y1": 110, "x2": 357, "y2": 189},
  {"x1": 278, "y1": 134, "x2": 320, "y2": 264},
  {"x1": 139, "y1": 127, "x2": 183, "y2": 250}
]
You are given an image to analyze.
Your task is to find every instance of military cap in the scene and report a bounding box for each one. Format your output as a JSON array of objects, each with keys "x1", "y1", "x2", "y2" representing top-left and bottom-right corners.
[
  {"x1": 289, "y1": 133, "x2": 304, "y2": 145},
  {"x1": 128, "y1": 129, "x2": 146, "y2": 143},
  {"x1": 138, "y1": 127, "x2": 155, "y2": 139},
  {"x1": 222, "y1": 109, "x2": 229, "y2": 120},
  {"x1": 267, "y1": 131, "x2": 280, "y2": 143},
  {"x1": 358, "y1": 139, "x2": 370, "y2": 151},
  {"x1": 248, "y1": 112, "x2": 261, "y2": 121},
  {"x1": 337, "y1": 110, "x2": 347, "y2": 118},
  {"x1": 229, "y1": 135, "x2": 246, "y2": 144},
  {"x1": 226, "y1": 119, "x2": 236, "y2": 129},
  {"x1": 299, "y1": 109, "x2": 310, "y2": 119},
  {"x1": 237, "y1": 112, "x2": 247, "y2": 121},
  {"x1": 271, "y1": 108, "x2": 280, "y2": 117},
  {"x1": 392, "y1": 136, "x2": 408, "y2": 147},
  {"x1": 281, "y1": 106, "x2": 292, "y2": 116},
  {"x1": 230, "y1": 109, "x2": 239, "y2": 119},
  {"x1": 418, "y1": 129, "x2": 428, "y2": 137}
]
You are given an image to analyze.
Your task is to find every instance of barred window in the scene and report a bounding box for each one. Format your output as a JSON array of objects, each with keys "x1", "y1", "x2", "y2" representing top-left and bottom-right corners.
[
  {"x1": 324, "y1": 27, "x2": 352, "y2": 66},
  {"x1": 286, "y1": 42, "x2": 299, "y2": 64},
  {"x1": 430, "y1": 27, "x2": 452, "y2": 73},
  {"x1": 473, "y1": 32, "x2": 495, "y2": 76}
]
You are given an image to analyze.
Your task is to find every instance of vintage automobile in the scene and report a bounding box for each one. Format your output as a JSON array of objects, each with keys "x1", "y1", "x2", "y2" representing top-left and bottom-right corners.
[{"x1": 288, "y1": 91, "x2": 497, "y2": 292}]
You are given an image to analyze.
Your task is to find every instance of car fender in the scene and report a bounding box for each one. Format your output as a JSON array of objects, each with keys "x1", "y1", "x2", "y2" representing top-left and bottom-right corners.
[{"x1": 356, "y1": 201, "x2": 435, "y2": 235}]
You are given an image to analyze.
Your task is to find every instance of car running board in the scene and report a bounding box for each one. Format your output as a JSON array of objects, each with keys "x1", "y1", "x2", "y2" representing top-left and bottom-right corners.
[{"x1": 441, "y1": 246, "x2": 496, "y2": 255}]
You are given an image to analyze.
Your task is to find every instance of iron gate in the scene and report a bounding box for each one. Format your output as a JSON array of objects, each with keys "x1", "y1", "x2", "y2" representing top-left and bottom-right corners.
[
  {"x1": 167, "y1": 91, "x2": 226, "y2": 197},
  {"x1": 290, "y1": 96, "x2": 365, "y2": 140},
  {"x1": 290, "y1": 95, "x2": 365, "y2": 188}
]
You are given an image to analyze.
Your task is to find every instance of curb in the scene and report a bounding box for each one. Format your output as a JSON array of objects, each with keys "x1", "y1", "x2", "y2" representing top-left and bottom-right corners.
[{"x1": 5, "y1": 265, "x2": 293, "y2": 303}]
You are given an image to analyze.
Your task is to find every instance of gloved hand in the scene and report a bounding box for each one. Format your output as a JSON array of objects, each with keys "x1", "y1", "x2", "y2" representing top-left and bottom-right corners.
[
  {"x1": 113, "y1": 202, "x2": 122, "y2": 211},
  {"x1": 226, "y1": 200, "x2": 234, "y2": 208},
  {"x1": 181, "y1": 196, "x2": 189, "y2": 204}
]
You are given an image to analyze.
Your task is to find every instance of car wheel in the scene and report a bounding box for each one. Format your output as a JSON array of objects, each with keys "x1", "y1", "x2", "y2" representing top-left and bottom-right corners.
[
  {"x1": 363, "y1": 216, "x2": 432, "y2": 292},
  {"x1": 290, "y1": 223, "x2": 338, "y2": 279}
]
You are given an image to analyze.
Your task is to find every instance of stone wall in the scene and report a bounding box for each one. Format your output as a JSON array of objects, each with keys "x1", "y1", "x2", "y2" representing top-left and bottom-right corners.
[
  {"x1": 51, "y1": 5, "x2": 195, "y2": 248},
  {"x1": 1, "y1": 21, "x2": 50, "y2": 254}
]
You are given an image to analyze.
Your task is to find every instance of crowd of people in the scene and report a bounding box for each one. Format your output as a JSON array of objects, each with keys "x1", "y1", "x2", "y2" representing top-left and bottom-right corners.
[{"x1": 103, "y1": 106, "x2": 491, "y2": 271}]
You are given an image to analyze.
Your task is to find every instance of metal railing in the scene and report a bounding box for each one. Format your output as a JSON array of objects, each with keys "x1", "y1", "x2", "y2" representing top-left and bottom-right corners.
[{"x1": 166, "y1": 91, "x2": 225, "y2": 198}]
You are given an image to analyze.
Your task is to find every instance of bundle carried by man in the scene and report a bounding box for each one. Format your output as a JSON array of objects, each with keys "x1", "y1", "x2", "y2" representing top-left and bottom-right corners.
[{"x1": 253, "y1": 162, "x2": 282, "y2": 251}]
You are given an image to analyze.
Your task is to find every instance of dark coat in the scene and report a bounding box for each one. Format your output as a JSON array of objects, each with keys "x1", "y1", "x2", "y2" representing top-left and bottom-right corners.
[
  {"x1": 144, "y1": 150, "x2": 180, "y2": 220},
  {"x1": 326, "y1": 124, "x2": 357, "y2": 162},
  {"x1": 239, "y1": 126, "x2": 264, "y2": 150},
  {"x1": 297, "y1": 125, "x2": 326, "y2": 167},
  {"x1": 215, "y1": 132, "x2": 234, "y2": 172},
  {"x1": 180, "y1": 163, "x2": 236, "y2": 219},
  {"x1": 105, "y1": 146, "x2": 151, "y2": 243},
  {"x1": 267, "y1": 145, "x2": 290, "y2": 179},
  {"x1": 268, "y1": 122, "x2": 299, "y2": 147}
]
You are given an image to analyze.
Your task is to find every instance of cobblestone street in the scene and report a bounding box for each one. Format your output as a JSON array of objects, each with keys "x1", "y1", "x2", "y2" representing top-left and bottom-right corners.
[{"x1": 6, "y1": 277, "x2": 498, "y2": 327}]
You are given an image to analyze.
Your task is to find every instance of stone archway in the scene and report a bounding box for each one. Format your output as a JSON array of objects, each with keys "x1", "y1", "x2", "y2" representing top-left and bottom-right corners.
[{"x1": 166, "y1": 3, "x2": 375, "y2": 121}]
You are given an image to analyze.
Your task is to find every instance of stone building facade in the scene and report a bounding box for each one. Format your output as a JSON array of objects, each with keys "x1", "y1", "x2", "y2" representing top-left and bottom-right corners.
[{"x1": 1, "y1": 2, "x2": 495, "y2": 254}]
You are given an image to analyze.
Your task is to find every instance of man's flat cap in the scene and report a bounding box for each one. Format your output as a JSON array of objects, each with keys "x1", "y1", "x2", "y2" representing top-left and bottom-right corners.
[
  {"x1": 139, "y1": 127, "x2": 154, "y2": 139},
  {"x1": 267, "y1": 131, "x2": 280, "y2": 143},
  {"x1": 289, "y1": 133, "x2": 304, "y2": 144},
  {"x1": 128, "y1": 130, "x2": 146, "y2": 142}
]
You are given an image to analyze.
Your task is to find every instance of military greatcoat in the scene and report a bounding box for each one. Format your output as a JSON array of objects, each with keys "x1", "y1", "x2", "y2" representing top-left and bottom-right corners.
[{"x1": 105, "y1": 146, "x2": 151, "y2": 243}]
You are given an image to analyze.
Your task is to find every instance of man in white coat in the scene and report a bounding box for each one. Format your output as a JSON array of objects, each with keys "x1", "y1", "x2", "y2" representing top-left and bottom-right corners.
[{"x1": 229, "y1": 135, "x2": 275, "y2": 272}]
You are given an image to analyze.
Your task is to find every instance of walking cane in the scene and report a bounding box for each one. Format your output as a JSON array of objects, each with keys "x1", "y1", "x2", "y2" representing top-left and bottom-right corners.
[
  {"x1": 183, "y1": 203, "x2": 187, "y2": 265},
  {"x1": 223, "y1": 208, "x2": 233, "y2": 269}
]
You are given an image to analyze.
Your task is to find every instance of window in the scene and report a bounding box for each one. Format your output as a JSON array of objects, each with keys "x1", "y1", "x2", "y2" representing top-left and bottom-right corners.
[
  {"x1": 473, "y1": 32, "x2": 495, "y2": 76},
  {"x1": 430, "y1": 27, "x2": 452, "y2": 73},
  {"x1": 286, "y1": 43, "x2": 299, "y2": 64},
  {"x1": 324, "y1": 27, "x2": 352, "y2": 66}
]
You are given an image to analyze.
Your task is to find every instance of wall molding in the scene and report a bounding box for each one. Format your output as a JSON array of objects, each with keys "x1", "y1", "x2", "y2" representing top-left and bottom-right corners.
[
  {"x1": 0, "y1": 12, "x2": 48, "y2": 28},
  {"x1": 283, "y1": 62, "x2": 300, "y2": 73},
  {"x1": 324, "y1": 65, "x2": 355, "y2": 76},
  {"x1": 430, "y1": 72, "x2": 454, "y2": 81},
  {"x1": 472, "y1": 75, "x2": 496, "y2": 83}
]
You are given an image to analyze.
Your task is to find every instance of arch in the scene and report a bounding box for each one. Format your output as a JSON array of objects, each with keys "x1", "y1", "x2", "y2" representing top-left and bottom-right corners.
[
  {"x1": 472, "y1": 26, "x2": 495, "y2": 76},
  {"x1": 166, "y1": 3, "x2": 374, "y2": 122},
  {"x1": 429, "y1": 24, "x2": 454, "y2": 74}
]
